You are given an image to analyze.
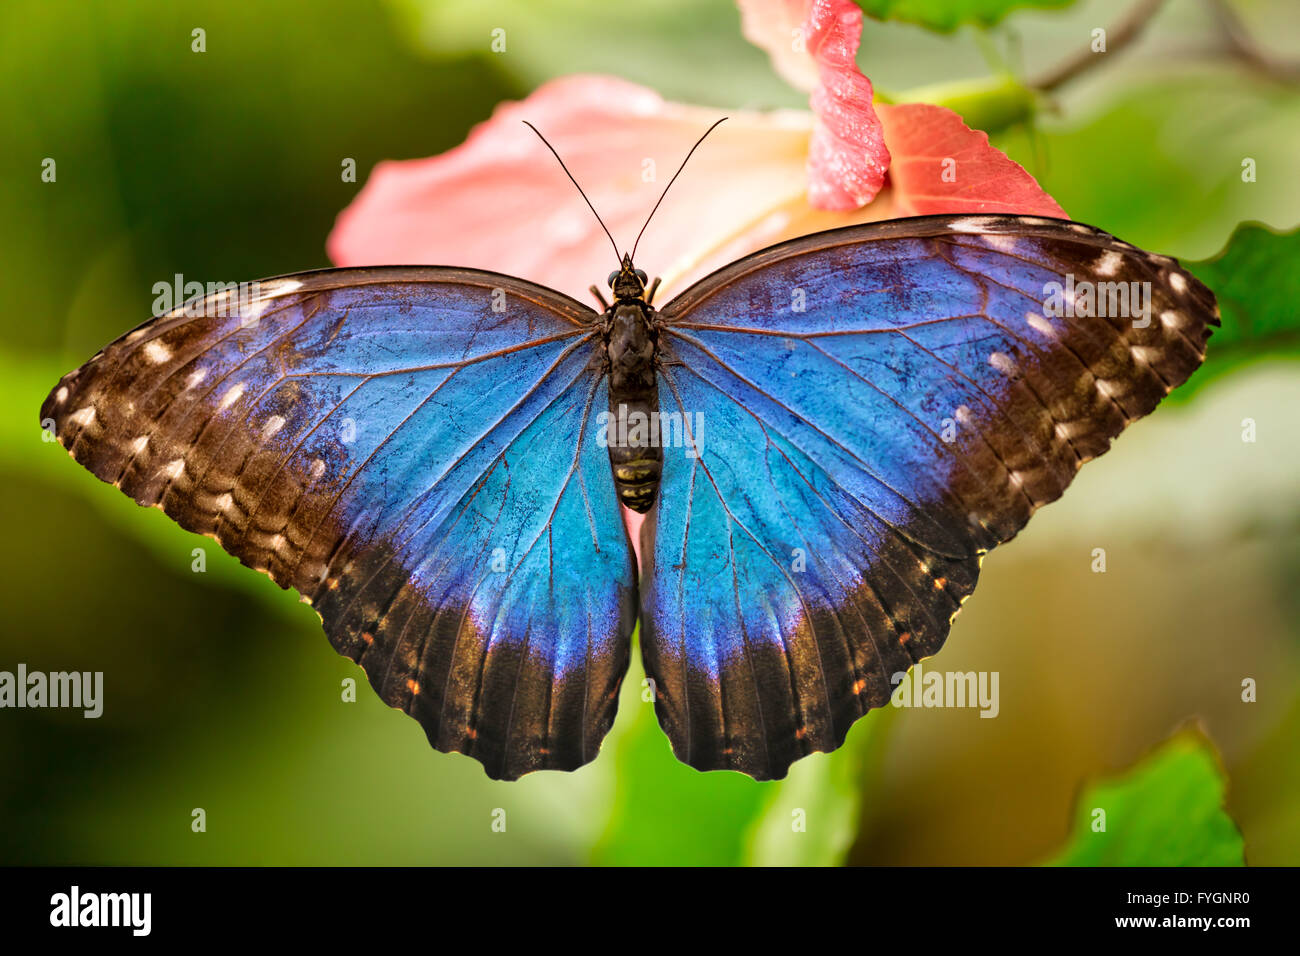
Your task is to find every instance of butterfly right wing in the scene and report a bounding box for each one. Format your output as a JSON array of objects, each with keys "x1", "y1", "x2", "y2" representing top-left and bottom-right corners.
[
  {"x1": 42, "y1": 267, "x2": 637, "y2": 779},
  {"x1": 640, "y1": 215, "x2": 1217, "y2": 779}
]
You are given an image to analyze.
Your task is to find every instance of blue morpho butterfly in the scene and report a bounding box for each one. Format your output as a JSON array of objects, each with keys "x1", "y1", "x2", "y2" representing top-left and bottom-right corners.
[{"x1": 42, "y1": 120, "x2": 1217, "y2": 780}]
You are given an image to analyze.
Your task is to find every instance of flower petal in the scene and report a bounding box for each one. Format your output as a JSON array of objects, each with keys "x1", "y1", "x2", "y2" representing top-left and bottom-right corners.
[
  {"x1": 805, "y1": 0, "x2": 890, "y2": 209},
  {"x1": 877, "y1": 102, "x2": 1067, "y2": 217},
  {"x1": 740, "y1": 0, "x2": 891, "y2": 211}
]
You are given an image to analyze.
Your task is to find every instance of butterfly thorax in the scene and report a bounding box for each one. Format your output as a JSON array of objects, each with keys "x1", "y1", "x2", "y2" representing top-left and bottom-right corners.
[{"x1": 603, "y1": 283, "x2": 662, "y2": 513}]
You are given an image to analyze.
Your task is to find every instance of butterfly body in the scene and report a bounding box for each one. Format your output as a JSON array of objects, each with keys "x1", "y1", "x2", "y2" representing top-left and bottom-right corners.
[
  {"x1": 602, "y1": 255, "x2": 662, "y2": 512},
  {"x1": 42, "y1": 215, "x2": 1217, "y2": 781}
]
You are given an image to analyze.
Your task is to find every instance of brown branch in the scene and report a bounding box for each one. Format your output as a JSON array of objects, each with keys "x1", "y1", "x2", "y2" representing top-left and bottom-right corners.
[
  {"x1": 1209, "y1": 0, "x2": 1300, "y2": 83},
  {"x1": 1032, "y1": 0, "x2": 1166, "y2": 92}
]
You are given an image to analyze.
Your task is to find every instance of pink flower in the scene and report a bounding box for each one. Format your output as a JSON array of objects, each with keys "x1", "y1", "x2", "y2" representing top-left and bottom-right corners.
[
  {"x1": 327, "y1": 0, "x2": 1066, "y2": 558},
  {"x1": 329, "y1": 0, "x2": 1063, "y2": 302}
]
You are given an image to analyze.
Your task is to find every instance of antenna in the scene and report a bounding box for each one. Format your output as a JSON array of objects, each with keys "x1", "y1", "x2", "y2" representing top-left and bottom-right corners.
[
  {"x1": 631, "y1": 117, "x2": 727, "y2": 261},
  {"x1": 523, "y1": 121, "x2": 620, "y2": 262}
]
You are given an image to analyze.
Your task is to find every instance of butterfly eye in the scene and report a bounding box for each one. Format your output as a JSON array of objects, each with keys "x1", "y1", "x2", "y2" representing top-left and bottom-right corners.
[
  {"x1": 607, "y1": 271, "x2": 620, "y2": 288},
  {"x1": 635, "y1": 269, "x2": 647, "y2": 284}
]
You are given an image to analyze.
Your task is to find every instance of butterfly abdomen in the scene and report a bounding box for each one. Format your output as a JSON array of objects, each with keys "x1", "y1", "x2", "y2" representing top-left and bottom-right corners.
[{"x1": 604, "y1": 302, "x2": 661, "y2": 513}]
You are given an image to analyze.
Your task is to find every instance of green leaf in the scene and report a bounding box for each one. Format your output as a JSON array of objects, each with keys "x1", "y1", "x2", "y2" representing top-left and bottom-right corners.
[
  {"x1": 743, "y1": 755, "x2": 857, "y2": 866},
  {"x1": 855, "y1": 0, "x2": 1075, "y2": 33},
  {"x1": 1043, "y1": 726, "x2": 1245, "y2": 866},
  {"x1": 742, "y1": 708, "x2": 891, "y2": 866},
  {"x1": 1173, "y1": 222, "x2": 1300, "y2": 401},
  {"x1": 991, "y1": 70, "x2": 1300, "y2": 260}
]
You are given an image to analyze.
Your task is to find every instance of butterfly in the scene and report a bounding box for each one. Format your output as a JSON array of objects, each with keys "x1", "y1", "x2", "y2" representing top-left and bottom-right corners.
[{"x1": 40, "y1": 125, "x2": 1217, "y2": 782}]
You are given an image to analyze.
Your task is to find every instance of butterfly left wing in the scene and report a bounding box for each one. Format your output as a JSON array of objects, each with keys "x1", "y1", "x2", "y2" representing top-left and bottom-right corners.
[
  {"x1": 642, "y1": 214, "x2": 1217, "y2": 779},
  {"x1": 41, "y1": 267, "x2": 637, "y2": 779}
]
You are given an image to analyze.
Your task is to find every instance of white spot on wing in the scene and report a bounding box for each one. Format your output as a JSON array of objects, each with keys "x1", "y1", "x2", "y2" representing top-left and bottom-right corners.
[
  {"x1": 260, "y1": 415, "x2": 286, "y2": 440},
  {"x1": 144, "y1": 340, "x2": 172, "y2": 364},
  {"x1": 185, "y1": 367, "x2": 208, "y2": 389},
  {"x1": 1169, "y1": 272, "x2": 1188, "y2": 294},
  {"x1": 55, "y1": 387, "x2": 68, "y2": 404},
  {"x1": 1095, "y1": 251, "x2": 1122, "y2": 277},
  {"x1": 160, "y1": 458, "x2": 185, "y2": 480},
  {"x1": 214, "y1": 492, "x2": 234, "y2": 512},
  {"x1": 989, "y1": 352, "x2": 1016, "y2": 376},
  {"x1": 128, "y1": 435, "x2": 149, "y2": 455},
  {"x1": 69, "y1": 406, "x2": 96, "y2": 427},
  {"x1": 260, "y1": 278, "x2": 304, "y2": 298},
  {"x1": 981, "y1": 234, "x2": 1018, "y2": 251},
  {"x1": 241, "y1": 278, "x2": 305, "y2": 324},
  {"x1": 1026, "y1": 313, "x2": 1055, "y2": 337},
  {"x1": 218, "y1": 383, "x2": 245, "y2": 410},
  {"x1": 948, "y1": 217, "x2": 1003, "y2": 234}
]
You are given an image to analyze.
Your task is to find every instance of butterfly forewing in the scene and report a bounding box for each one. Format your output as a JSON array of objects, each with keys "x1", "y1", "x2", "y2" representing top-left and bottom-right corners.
[
  {"x1": 42, "y1": 267, "x2": 637, "y2": 780},
  {"x1": 642, "y1": 215, "x2": 1217, "y2": 779}
]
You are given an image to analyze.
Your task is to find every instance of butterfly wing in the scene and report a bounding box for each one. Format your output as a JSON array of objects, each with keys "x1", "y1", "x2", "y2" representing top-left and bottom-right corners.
[
  {"x1": 644, "y1": 215, "x2": 1217, "y2": 779},
  {"x1": 42, "y1": 267, "x2": 636, "y2": 779}
]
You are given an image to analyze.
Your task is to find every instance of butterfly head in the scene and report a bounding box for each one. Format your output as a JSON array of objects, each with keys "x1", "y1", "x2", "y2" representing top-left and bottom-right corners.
[{"x1": 608, "y1": 253, "x2": 648, "y2": 303}]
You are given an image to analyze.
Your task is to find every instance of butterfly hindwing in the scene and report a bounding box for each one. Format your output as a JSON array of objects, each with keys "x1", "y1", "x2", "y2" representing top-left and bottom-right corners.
[
  {"x1": 42, "y1": 267, "x2": 637, "y2": 779},
  {"x1": 643, "y1": 215, "x2": 1217, "y2": 779}
]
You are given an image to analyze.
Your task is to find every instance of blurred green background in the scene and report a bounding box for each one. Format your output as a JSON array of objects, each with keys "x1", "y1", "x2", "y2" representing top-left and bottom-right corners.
[{"x1": 2, "y1": 0, "x2": 1297, "y2": 865}]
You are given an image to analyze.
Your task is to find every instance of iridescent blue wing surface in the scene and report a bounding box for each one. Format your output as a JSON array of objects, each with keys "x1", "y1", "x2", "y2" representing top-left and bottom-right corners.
[
  {"x1": 646, "y1": 214, "x2": 1217, "y2": 779},
  {"x1": 41, "y1": 267, "x2": 636, "y2": 779}
]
